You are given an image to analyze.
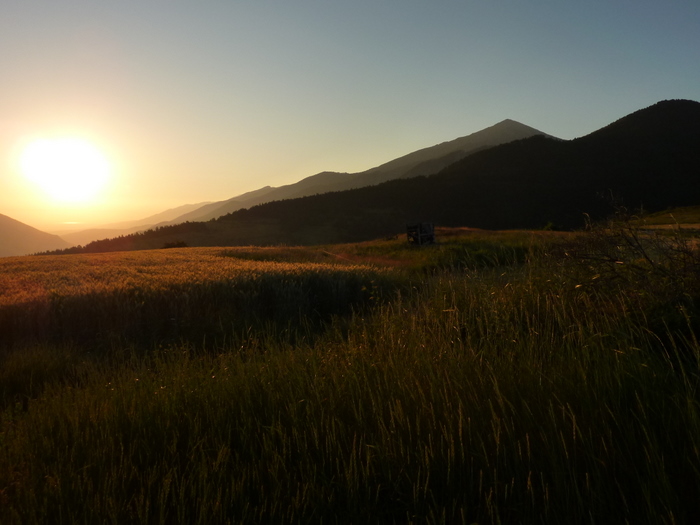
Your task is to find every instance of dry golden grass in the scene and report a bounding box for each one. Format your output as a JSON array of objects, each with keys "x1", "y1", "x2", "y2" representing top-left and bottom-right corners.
[
  {"x1": 0, "y1": 247, "x2": 386, "y2": 308},
  {"x1": 1, "y1": 228, "x2": 700, "y2": 523}
]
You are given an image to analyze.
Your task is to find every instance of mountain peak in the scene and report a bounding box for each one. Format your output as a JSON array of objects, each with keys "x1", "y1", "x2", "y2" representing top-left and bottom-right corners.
[
  {"x1": 62, "y1": 117, "x2": 553, "y2": 243},
  {"x1": 43, "y1": 98, "x2": 700, "y2": 253},
  {"x1": 489, "y1": 118, "x2": 551, "y2": 135}
]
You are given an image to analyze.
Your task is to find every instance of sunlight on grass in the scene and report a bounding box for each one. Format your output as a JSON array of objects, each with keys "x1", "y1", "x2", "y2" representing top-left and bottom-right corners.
[{"x1": 1, "y1": 227, "x2": 699, "y2": 523}]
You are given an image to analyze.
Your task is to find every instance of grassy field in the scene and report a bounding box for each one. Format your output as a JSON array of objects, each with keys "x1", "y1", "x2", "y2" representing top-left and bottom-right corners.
[
  {"x1": 0, "y1": 247, "x2": 396, "y2": 350},
  {"x1": 1, "y1": 225, "x2": 699, "y2": 524},
  {"x1": 634, "y1": 205, "x2": 700, "y2": 231}
]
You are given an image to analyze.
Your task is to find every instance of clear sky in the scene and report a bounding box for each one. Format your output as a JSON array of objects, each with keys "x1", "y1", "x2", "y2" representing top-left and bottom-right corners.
[{"x1": 1, "y1": 1, "x2": 699, "y2": 231}]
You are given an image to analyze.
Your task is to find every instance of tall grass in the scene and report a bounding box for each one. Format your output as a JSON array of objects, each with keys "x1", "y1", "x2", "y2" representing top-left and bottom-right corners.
[
  {"x1": 1, "y1": 230, "x2": 699, "y2": 523},
  {"x1": 0, "y1": 247, "x2": 395, "y2": 350}
]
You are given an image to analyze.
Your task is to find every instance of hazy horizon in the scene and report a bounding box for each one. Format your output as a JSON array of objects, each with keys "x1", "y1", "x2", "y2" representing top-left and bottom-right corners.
[{"x1": 2, "y1": 2, "x2": 699, "y2": 232}]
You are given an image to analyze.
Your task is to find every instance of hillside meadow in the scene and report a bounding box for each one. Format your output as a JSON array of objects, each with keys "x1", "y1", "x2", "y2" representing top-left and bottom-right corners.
[{"x1": 1, "y1": 225, "x2": 700, "y2": 524}]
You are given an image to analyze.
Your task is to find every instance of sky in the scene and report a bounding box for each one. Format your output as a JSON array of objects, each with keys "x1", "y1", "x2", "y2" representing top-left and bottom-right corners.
[{"x1": 1, "y1": 1, "x2": 699, "y2": 232}]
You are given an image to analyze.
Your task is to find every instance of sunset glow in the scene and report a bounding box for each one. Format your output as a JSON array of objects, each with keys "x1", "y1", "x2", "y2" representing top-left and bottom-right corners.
[
  {"x1": 0, "y1": 2, "x2": 698, "y2": 230},
  {"x1": 20, "y1": 138, "x2": 111, "y2": 203}
]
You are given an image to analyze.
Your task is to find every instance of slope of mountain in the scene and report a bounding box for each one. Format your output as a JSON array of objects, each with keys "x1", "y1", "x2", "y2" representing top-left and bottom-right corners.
[
  {"x1": 49, "y1": 100, "x2": 700, "y2": 254},
  {"x1": 167, "y1": 119, "x2": 550, "y2": 224},
  {"x1": 58, "y1": 226, "x2": 149, "y2": 247},
  {"x1": 55, "y1": 202, "x2": 214, "y2": 247},
  {"x1": 0, "y1": 214, "x2": 70, "y2": 257},
  {"x1": 162, "y1": 186, "x2": 278, "y2": 225},
  {"x1": 353, "y1": 118, "x2": 554, "y2": 184},
  {"x1": 102, "y1": 202, "x2": 213, "y2": 230}
]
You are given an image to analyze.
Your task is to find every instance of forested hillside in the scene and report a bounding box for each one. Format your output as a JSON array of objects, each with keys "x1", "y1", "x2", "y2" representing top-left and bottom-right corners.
[{"x1": 48, "y1": 100, "x2": 700, "y2": 254}]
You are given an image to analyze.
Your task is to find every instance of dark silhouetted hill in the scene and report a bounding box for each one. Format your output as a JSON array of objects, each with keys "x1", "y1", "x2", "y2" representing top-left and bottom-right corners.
[
  {"x1": 47, "y1": 100, "x2": 700, "y2": 253},
  {"x1": 164, "y1": 119, "x2": 550, "y2": 224},
  {"x1": 58, "y1": 120, "x2": 547, "y2": 245},
  {"x1": 0, "y1": 214, "x2": 70, "y2": 257}
]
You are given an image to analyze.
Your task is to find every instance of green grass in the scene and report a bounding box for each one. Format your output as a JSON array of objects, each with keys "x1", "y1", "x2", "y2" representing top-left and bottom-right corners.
[{"x1": 1, "y1": 227, "x2": 699, "y2": 524}]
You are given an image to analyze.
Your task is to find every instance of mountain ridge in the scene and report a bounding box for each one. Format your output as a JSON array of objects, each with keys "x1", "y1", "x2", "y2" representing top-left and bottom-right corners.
[
  {"x1": 61, "y1": 119, "x2": 550, "y2": 245},
  {"x1": 162, "y1": 119, "x2": 550, "y2": 224},
  {"x1": 49, "y1": 99, "x2": 699, "y2": 253},
  {"x1": 0, "y1": 214, "x2": 70, "y2": 257}
]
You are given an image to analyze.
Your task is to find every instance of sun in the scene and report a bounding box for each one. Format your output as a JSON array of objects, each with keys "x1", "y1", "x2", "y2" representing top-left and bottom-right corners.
[{"x1": 20, "y1": 137, "x2": 111, "y2": 203}]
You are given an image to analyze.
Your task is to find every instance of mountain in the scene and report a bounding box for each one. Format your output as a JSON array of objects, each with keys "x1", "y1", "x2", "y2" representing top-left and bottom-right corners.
[
  {"x1": 102, "y1": 202, "x2": 213, "y2": 229},
  {"x1": 161, "y1": 186, "x2": 278, "y2": 225},
  {"x1": 58, "y1": 226, "x2": 150, "y2": 248},
  {"x1": 165, "y1": 119, "x2": 550, "y2": 224},
  {"x1": 0, "y1": 214, "x2": 70, "y2": 257},
  {"x1": 56, "y1": 202, "x2": 213, "y2": 247},
  {"x1": 49, "y1": 100, "x2": 700, "y2": 254},
  {"x1": 59, "y1": 119, "x2": 547, "y2": 246},
  {"x1": 349, "y1": 119, "x2": 554, "y2": 184}
]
